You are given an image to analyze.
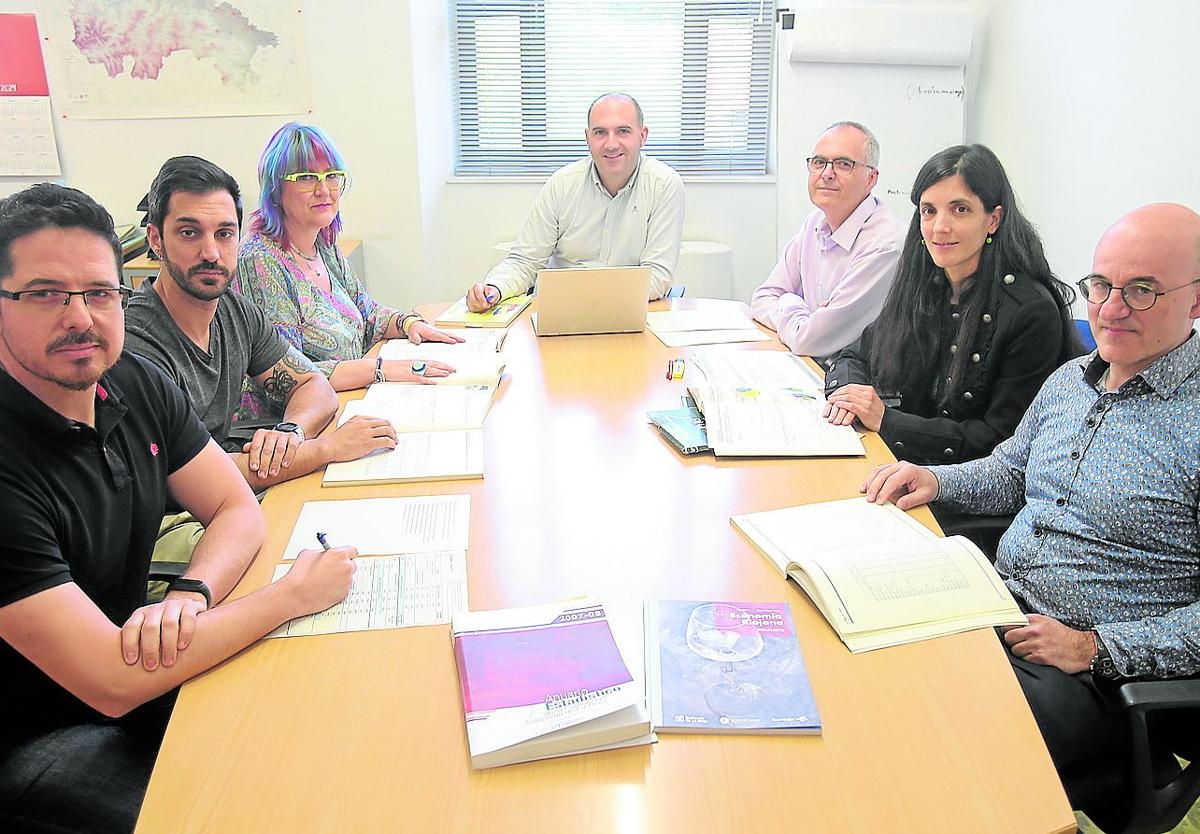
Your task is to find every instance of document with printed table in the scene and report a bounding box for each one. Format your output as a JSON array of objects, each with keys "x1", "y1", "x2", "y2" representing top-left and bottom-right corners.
[
  {"x1": 355, "y1": 384, "x2": 497, "y2": 431},
  {"x1": 687, "y1": 352, "x2": 863, "y2": 457},
  {"x1": 645, "y1": 600, "x2": 821, "y2": 734},
  {"x1": 366, "y1": 355, "x2": 506, "y2": 387},
  {"x1": 322, "y1": 429, "x2": 484, "y2": 486},
  {"x1": 451, "y1": 598, "x2": 654, "y2": 769},
  {"x1": 379, "y1": 329, "x2": 507, "y2": 359},
  {"x1": 731, "y1": 498, "x2": 1025, "y2": 653},
  {"x1": 266, "y1": 550, "x2": 468, "y2": 639},
  {"x1": 436, "y1": 295, "x2": 532, "y2": 328},
  {"x1": 281, "y1": 494, "x2": 470, "y2": 560}
]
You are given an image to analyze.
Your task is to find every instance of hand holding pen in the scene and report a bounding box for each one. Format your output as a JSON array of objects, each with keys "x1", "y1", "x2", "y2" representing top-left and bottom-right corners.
[
  {"x1": 284, "y1": 532, "x2": 358, "y2": 615},
  {"x1": 466, "y1": 282, "x2": 502, "y2": 312}
]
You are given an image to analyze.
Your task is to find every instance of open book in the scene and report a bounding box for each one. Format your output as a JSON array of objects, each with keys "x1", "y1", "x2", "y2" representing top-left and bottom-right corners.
[
  {"x1": 379, "y1": 329, "x2": 507, "y2": 360},
  {"x1": 731, "y1": 498, "x2": 1025, "y2": 653},
  {"x1": 366, "y1": 355, "x2": 506, "y2": 388},
  {"x1": 351, "y1": 385, "x2": 497, "y2": 432},
  {"x1": 436, "y1": 295, "x2": 532, "y2": 328},
  {"x1": 687, "y1": 352, "x2": 863, "y2": 457},
  {"x1": 322, "y1": 429, "x2": 484, "y2": 486},
  {"x1": 452, "y1": 598, "x2": 653, "y2": 769}
]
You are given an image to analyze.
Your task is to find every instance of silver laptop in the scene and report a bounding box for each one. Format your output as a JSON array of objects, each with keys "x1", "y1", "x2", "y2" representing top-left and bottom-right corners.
[{"x1": 532, "y1": 266, "x2": 651, "y2": 336}]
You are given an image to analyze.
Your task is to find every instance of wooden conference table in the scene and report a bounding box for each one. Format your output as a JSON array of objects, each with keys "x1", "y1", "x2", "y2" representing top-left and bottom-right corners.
[{"x1": 136, "y1": 299, "x2": 1075, "y2": 834}]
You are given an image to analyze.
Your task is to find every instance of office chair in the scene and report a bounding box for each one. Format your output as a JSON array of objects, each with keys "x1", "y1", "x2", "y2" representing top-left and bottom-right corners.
[
  {"x1": 1067, "y1": 677, "x2": 1200, "y2": 834},
  {"x1": 1075, "y1": 319, "x2": 1098, "y2": 352}
]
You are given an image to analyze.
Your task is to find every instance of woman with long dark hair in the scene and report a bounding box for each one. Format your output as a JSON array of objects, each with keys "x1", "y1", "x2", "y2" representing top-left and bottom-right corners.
[{"x1": 822, "y1": 144, "x2": 1080, "y2": 464}]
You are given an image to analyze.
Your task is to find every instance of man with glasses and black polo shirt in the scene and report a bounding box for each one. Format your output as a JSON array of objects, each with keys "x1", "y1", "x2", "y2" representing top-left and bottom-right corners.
[
  {"x1": 0, "y1": 184, "x2": 357, "y2": 833},
  {"x1": 751, "y1": 121, "x2": 901, "y2": 362},
  {"x1": 859, "y1": 202, "x2": 1200, "y2": 802}
]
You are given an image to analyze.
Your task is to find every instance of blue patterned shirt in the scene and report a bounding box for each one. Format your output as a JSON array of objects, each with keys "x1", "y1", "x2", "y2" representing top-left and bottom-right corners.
[{"x1": 931, "y1": 333, "x2": 1200, "y2": 678}]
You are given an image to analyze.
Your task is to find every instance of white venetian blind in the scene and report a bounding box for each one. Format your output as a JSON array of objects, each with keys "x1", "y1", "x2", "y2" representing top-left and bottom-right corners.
[{"x1": 449, "y1": 0, "x2": 774, "y2": 176}]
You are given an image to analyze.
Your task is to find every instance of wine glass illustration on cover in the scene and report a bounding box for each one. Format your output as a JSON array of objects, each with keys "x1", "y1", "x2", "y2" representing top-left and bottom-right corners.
[{"x1": 684, "y1": 603, "x2": 765, "y2": 718}]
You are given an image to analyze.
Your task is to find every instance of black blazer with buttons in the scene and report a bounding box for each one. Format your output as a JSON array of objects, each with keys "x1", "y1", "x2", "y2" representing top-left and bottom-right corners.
[{"x1": 824, "y1": 272, "x2": 1069, "y2": 465}]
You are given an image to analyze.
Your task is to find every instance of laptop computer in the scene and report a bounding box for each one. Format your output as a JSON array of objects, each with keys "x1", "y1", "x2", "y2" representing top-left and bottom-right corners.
[{"x1": 532, "y1": 266, "x2": 651, "y2": 336}]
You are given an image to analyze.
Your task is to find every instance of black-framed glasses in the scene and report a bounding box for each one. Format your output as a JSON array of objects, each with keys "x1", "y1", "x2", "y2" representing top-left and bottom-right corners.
[
  {"x1": 1077, "y1": 275, "x2": 1200, "y2": 312},
  {"x1": 0, "y1": 286, "x2": 133, "y2": 312},
  {"x1": 806, "y1": 156, "x2": 873, "y2": 175}
]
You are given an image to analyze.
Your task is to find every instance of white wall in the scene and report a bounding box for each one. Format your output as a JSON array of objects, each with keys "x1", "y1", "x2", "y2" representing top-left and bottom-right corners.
[
  {"x1": 969, "y1": 0, "x2": 1200, "y2": 291},
  {"x1": 0, "y1": 0, "x2": 428, "y2": 306},
  {"x1": 5, "y1": 1, "x2": 1199, "y2": 310}
]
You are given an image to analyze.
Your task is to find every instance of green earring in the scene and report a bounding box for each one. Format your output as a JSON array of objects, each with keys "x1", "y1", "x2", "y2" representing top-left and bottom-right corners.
[{"x1": 985, "y1": 236, "x2": 993, "y2": 244}]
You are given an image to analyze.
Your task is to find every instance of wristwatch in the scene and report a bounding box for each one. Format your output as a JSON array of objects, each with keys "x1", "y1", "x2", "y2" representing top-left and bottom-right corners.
[
  {"x1": 375, "y1": 357, "x2": 386, "y2": 384},
  {"x1": 168, "y1": 577, "x2": 212, "y2": 609},
  {"x1": 272, "y1": 422, "x2": 306, "y2": 443},
  {"x1": 1090, "y1": 630, "x2": 1121, "y2": 680}
]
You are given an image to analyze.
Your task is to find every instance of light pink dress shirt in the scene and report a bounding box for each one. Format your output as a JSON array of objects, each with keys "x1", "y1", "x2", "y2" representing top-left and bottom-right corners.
[{"x1": 750, "y1": 194, "x2": 901, "y2": 358}]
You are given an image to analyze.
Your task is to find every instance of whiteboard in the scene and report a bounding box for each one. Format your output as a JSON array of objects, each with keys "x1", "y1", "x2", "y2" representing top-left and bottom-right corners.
[{"x1": 776, "y1": 6, "x2": 973, "y2": 253}]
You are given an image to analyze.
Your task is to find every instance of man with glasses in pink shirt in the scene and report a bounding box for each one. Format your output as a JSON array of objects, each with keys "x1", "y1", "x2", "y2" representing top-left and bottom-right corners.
[{"x1": 751, "y1": 121, "x2": 902, "y2": 363}]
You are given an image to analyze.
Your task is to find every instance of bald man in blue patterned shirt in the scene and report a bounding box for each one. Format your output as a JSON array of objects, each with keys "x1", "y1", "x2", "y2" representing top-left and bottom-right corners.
[{"x1": 859, "y1": 202, "x2": 1200, "y2": 798}]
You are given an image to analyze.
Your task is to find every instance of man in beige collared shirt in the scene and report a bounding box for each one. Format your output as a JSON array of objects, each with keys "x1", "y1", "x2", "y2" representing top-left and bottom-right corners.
[{"x1": 466, "y1": 93, "x2": 685, "y2": 311}]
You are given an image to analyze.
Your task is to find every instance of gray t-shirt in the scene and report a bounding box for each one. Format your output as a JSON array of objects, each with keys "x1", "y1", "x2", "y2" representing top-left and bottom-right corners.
[{"x1": 124, "y1": 278, "x2": 293, "y2": 450}]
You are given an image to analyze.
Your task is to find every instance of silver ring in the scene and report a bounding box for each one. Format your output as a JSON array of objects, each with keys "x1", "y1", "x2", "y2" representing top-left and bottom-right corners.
[{"x1": 411, "y1": 361, "x2": 427, "y2": 375}]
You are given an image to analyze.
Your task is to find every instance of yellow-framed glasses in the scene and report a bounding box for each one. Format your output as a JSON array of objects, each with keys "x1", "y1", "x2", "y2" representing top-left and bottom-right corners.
[{"x1": 282, "y1": 170, "x2": 347, "y2": 192}]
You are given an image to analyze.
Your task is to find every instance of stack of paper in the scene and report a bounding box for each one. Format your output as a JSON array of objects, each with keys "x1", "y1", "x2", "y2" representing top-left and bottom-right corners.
[
  {"x1": 687, "y1": 352, "x2": 863, "y2": 457},
  {"x1": 452, "y1": 598, "x2": 654, "y2": 769},
  {"x1": 268, "y1": 495, "x2": 473, "y2": 639},
  {"x1": 646, "y1": 309, "x2": 769, "y2": 347},
  {"x1": 731, "y1": 498, "x2": 1026, "y2": 653}
]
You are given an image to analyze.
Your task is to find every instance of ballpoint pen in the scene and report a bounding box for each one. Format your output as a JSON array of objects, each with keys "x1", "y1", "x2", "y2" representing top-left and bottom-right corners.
[{"x1": 316, "y1": 531, "x2": 331, "y2": 551}]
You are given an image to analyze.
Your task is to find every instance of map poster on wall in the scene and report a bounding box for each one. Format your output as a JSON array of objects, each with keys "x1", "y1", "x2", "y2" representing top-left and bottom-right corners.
[
  {"x1": 43, "y1": 1, "x2": 312, "y2": 119},
  {"x1": 0, "y1": 14, "x2": 63, "y2": 176}
]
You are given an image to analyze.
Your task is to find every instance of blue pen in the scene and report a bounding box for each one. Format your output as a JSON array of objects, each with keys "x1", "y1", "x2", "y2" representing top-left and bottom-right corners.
[
  {"x1": 316, "y1": 531, "x2": 331, "y2": 551},
  {"x1": 485, "y1": 285, "x2": 499, "y2": 306}
]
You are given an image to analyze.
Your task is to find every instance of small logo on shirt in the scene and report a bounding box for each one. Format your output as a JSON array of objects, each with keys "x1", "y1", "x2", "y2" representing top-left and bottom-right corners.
[{"x1": 149, "y1": 442, "x2": 160, "y2": 457}]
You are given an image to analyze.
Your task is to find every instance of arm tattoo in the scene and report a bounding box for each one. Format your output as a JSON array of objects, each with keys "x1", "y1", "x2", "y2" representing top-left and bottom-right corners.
[{"x1": 260, "y1": 366, "x2": 298, "y2": 399}]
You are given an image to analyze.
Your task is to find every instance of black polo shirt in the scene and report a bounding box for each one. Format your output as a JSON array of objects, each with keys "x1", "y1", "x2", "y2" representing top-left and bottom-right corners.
[{"x1": 0, "y1": 352, "x2": 210, "y2": 744}]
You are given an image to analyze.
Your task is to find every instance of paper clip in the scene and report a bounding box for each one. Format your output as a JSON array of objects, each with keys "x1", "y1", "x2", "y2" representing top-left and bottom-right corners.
[{"x1": 666, "y1": 358, "x2": 686, "y2": 381}]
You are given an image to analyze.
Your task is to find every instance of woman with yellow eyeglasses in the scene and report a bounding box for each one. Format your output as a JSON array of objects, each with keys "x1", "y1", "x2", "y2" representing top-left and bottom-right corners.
[{"x1": 233, "y1": 122, "x2": 459, "y2": 422}]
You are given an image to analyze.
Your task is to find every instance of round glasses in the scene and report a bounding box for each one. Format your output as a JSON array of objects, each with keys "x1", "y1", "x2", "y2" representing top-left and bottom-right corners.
[
  {"x1": 1077, "y1": 276, "x2": 1200, "y2": 311},
  {"x1": 806, "y1": 156, "x2": 872, "y2": 175},
  {"x1": 282, "y1": 170, "x2": 347, "y2": 192},
  {"x1": 0, "y1": 286, "x2": 132, "y2": 312}
]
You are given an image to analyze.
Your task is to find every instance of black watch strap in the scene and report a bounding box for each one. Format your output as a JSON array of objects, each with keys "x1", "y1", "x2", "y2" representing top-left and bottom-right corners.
[{"x1": 168, "y1": 578, "x2": 212, "y2": 609}]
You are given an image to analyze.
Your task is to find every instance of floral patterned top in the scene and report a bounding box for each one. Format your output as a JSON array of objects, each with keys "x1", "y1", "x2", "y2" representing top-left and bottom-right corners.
[{"x1": 233, "y1": 231, "x2": 410, "y2": 421}]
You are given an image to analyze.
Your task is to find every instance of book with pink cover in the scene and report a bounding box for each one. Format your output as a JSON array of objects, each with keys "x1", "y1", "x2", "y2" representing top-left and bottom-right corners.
[{"x1": 451, "y1": 598, "x2": 653, "y2": 769}]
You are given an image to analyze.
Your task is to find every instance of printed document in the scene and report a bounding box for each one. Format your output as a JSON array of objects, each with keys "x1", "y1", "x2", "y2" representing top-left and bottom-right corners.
[
  {"x1": 282, "y1": 494, "x2": 471, "y2": 559},
  {"x1": 346, "y1": 387, "x2": 495, "y2": 431},
  {"x1": 267, "y1": 550, "x2": 468, "y2": 638}
]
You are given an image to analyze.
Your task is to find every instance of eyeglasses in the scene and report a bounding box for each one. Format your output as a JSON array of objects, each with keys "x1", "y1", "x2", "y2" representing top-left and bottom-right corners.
[
  {"x1": 282, "y1": 170, "x2": 347, "y2": 192},
  {"x1": 806, "y1": 156, "x2": 873, "y2": 175},
  {"x1": 1077, "y1": 275, "x2": 1200, "y2": 311},
  {"x1": 0, "y1": 286, "x2": 132, "y2": 312}
]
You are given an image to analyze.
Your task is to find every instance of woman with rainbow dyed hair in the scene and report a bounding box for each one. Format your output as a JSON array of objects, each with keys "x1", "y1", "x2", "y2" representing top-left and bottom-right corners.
[{"x1": 233, "y1": 121, "x2": 460, "y2": 420}]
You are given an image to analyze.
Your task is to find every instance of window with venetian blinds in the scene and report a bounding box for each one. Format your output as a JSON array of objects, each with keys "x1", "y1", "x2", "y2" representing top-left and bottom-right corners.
[{"x1": 449, "y1": 0, "x2": 774, "y2": 177}]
